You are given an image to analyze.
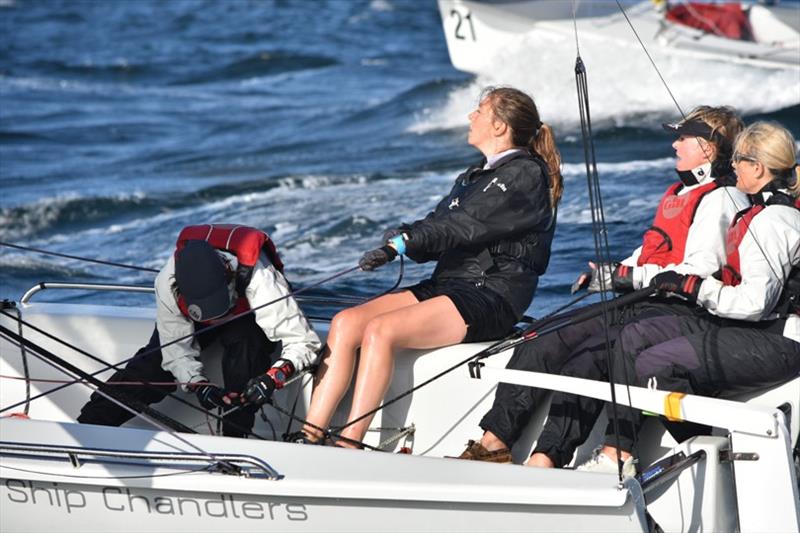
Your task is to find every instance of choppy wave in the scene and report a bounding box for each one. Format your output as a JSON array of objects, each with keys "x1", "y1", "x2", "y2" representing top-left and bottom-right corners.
[
  {"x1": 172, "y1": 51, "x2": 338, "y2": 86},
  {"x1": 409, "y1": 29, "x2": 800, "y2": 134},
  {"x1": 24, "y1": 59, "x2": 164, "y2": 83},
  {"x1": 0, "y1": 171, "x2": 407, "y2": 242},
  {"x1": 0, "y1": 193, "x2": 153, "y2": 241}
]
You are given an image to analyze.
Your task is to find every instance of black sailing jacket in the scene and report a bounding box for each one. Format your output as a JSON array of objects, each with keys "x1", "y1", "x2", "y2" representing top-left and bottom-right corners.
[{"x1": 404, "y1": 150, "x2": 556, "y2": 318}]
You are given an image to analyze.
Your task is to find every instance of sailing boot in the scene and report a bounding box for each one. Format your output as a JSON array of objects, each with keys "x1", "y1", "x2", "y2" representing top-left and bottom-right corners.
[{"x1": 449, "y1": 440, "x2": 512, "y2": 463}]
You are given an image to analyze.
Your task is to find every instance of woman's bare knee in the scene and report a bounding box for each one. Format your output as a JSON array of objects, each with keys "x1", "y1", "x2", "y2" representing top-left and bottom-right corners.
[
  {"x1": 361, "y1": 315, "x2": 399, "y2": 352},
  {"x1": 329, "y1": 307, "x2": 367, "y2": 346}
]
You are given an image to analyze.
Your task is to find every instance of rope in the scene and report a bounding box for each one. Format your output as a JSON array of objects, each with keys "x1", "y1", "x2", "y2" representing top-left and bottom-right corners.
[
  {"x1": 0, "y1": 241, "x2": 159, "y2": 273},
  {"x1": 614, "y1": 0, "x2": 685, "y2": 118},
  {"x1": 0, "y1": 239, "x2": 385, "y2": 307},
  {"x1": 0, "y1": 374, "x2": 194, "y2": 386},
  {"x1": 573, "y1": 0, "x2": 627, "y2": 483}
]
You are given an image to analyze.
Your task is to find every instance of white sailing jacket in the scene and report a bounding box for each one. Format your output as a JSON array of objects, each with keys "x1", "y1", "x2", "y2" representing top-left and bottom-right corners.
[
  {"x1": 154, "y1": 251, "x2": 321, "y2": 390},
  {"x1": 696, "y1": 195, "x2": 800, "y2": 341}
]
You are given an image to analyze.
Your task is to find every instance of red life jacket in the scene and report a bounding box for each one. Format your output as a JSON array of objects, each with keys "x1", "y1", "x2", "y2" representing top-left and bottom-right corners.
[
  {"x1": 174, "y1": 224, "x2": 284, "y2": 324},
  {"x1": 720, "y1": 196, "x2": 800, "y2": 287},
  {"x1": 638, "y1": 181, "x2": 719, "y2": 267}
]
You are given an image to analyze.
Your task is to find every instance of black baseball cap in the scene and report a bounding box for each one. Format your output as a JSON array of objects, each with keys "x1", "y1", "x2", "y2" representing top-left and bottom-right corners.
[
  {"x1": 175, "y1": 240, "x2": 231, "y2": 322},
  {"x1": 661, "y1": 119, "x2": 716, "y2": 141}
]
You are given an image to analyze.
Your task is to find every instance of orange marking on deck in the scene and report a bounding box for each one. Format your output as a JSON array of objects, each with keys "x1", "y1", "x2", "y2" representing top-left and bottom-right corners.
[{"x1": 664, "y1": 392, "x2": 686, "y2": 422}]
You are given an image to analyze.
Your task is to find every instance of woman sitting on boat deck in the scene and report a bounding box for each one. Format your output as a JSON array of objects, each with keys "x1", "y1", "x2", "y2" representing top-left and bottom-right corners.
[
  {"x1": 295, "y1": 86, "x2": 563, "y2": 447},
  {"x1": 455, "y1": 105, "x2": 749, "y2": 463},
  {"x1": 530, "y1": 121, "x2": 800, "y2": 475}
]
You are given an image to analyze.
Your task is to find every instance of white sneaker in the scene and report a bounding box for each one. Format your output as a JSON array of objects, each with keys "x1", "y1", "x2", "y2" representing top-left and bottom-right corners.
[{"x1": 577, "y1": 448, "x2": 636, "y2": 478}]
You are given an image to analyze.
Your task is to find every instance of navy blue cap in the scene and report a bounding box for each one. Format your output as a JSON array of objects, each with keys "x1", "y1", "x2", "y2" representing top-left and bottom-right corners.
[
  {"x1": 175, "y1": 240, "x2": 231, "y2": 321},
  {"x1": 662, "y1": 119, "x2": 716, "y2": 141}
]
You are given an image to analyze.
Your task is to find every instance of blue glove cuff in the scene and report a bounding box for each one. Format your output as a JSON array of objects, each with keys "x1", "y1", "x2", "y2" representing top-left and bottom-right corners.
[{"x1": 389, "y1": 235, "x2": 406, "y2": 255}]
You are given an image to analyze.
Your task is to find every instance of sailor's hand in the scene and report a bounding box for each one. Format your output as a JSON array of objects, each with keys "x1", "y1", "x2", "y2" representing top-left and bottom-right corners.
[
  {"x1": 583, "y1": 261, "x2": 623, "y2": 293},
  {"x1": 610, "y1": 263, "x2": 634, "y2": 293},
  {"x1": 359, "y1": 245, "x2": 398, "y2": 271},
  {"x1": 192, "y1": 382, "x2": 235, "y2": 410},
  {"x1": 381, "y1": 223, "x2": 412, "y2": 244},
  {"x1": 381, "y1": 228, "x2": 405, "y2": 243},
  {"x1": 651, "y1": 271, "x2": 702, "y2": 304},
  {"x1": 571, "y1": 271, "x2": 591, "y2": 294},
  {"x1": 243, "y1": 374, "x2": 277, "y2": 406}
]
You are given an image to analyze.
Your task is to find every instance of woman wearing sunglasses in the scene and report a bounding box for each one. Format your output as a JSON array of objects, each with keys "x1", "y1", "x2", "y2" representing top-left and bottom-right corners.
[{"x1": 531, "y1": 121, "x2": 800, "y2": 475}]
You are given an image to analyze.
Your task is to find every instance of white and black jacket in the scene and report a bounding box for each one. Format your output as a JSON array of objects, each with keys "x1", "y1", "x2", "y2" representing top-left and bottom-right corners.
[
  {"x1": 154, "y1": 252, "x2": 321, "y2": 389},
  {"x1": 697, "y1": 190, "x2": 800, "y2": 342}
]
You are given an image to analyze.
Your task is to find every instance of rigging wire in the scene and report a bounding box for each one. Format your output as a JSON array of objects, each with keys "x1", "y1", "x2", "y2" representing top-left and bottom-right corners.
[
  {"x1": 614, "y1": 0, "x2": 685, "y2": 118},
  {"x1": 0, "y1": 241, "x2": 160, "y2": 273},
  {"x1": 0, "y1": 326, "x2": 190, "y2": 433},
  {"x1": 572, "y1": 0, "x2": 627, "y2": 484},
  {"x1": 0, "y1": 240, "x2": 369, "y2": 306}
]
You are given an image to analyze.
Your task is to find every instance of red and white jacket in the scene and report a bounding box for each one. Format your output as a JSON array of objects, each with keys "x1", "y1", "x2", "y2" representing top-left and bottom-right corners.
[
  {"x1": 697, "y1": 191, "x2": 800, "y2": 341},
  {"x1": 622, "y1": 164, "x2": 749, "y2": 288},
  {"x1": 154, "y1": 225, "x2": 321, "y2": 389}
]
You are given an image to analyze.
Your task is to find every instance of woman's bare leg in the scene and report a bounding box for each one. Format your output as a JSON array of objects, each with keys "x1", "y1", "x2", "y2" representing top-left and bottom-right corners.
[
  {"x1": 479, "y1": 431, "x2": 509, "y2": 452},
  {"x1": 302, "y1": 291, "x2": 418, "y2": 440},
  {"x1": 526, "y1": 452, "x2": 555, "y2": 468},
  {"x1": 337, "y1": 296, "x2": 467, "y2": 446}
]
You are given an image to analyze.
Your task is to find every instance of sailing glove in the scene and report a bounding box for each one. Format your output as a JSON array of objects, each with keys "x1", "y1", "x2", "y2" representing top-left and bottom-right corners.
[
  {"x1": 611, "y1": 264, "x2": 634, "y2": 293},
  {"x1": 193, "y1": 383, "x2": 230, "y2": 411},
  {"x1": 243, "y1": 360, "x2": 295, "y2": 406},
  {"x1": 651, "y1": 271, "x2": 702, "y2": 304},
  {"x1": 359, "y1": 245, "x2": 398, "y2": 271},
  {"x1": 572, "y1": 262, "x2": 634, "y2": 294},
  {"x1": 571, "y1": 262, "x2": 614, "y2": 293}
]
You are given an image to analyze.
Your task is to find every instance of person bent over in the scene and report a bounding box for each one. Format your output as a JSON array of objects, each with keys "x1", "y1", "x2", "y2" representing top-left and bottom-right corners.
[{"x1": 78, "y1": 224, "x2": 321, "y2": 437}]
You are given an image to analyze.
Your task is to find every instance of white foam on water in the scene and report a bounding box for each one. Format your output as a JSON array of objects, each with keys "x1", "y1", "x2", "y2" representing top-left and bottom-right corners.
[
  {"x1": 561, "y1": 156, "x2": 674, "y2": 179},
  {"x1": 410, "y1": 29, "x2": 800, "y2": 134},
  {"x1": 369, "y1": 0, "x2": 394, "y2": 12}
]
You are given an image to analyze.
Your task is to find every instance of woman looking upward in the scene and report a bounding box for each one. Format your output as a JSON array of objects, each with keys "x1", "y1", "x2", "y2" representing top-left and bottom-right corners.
[{"x1": 298, "y1": 86, "x2": 563, "y2": 447}]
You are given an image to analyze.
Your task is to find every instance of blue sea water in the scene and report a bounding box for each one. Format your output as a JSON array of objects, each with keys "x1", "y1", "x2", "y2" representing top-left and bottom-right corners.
[{"x1": 1, "y1": 0, "x2": 799, "y2": 320}]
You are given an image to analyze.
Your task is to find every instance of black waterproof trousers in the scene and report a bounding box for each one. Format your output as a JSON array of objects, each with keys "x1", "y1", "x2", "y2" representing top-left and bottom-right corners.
[
  {"x1": 478, "y1": 299, "x2": 694, "y2": 448},
  {"x1": 535, "y1": 309, "x2": 800, "y2": 466},
  {"x1": 77, "y1": 314, "x2": 277, "y2": 437}
]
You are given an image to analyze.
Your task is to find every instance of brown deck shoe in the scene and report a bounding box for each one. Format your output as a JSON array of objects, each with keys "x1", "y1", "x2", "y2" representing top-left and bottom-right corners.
[{"x1": 449, "y1": 440, "x2": 512, "y2": 463}]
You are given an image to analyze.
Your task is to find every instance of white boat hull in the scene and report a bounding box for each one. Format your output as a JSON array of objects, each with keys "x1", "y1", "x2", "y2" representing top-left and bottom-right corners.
[
  {"x1": 438, "y1": 0, "x2": 800, "y2": 74},
  {"x1": 1, "y1": 299, "x2": 798, "y2": 531},
  {"x1": 1, "y1": 419, "x2": 649, "y2": 532}
]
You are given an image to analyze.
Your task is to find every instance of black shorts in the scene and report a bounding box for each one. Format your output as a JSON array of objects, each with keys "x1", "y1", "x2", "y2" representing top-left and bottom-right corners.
[{"x1": 405, "y1": 278, "x2": 518, "y2": 343}]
